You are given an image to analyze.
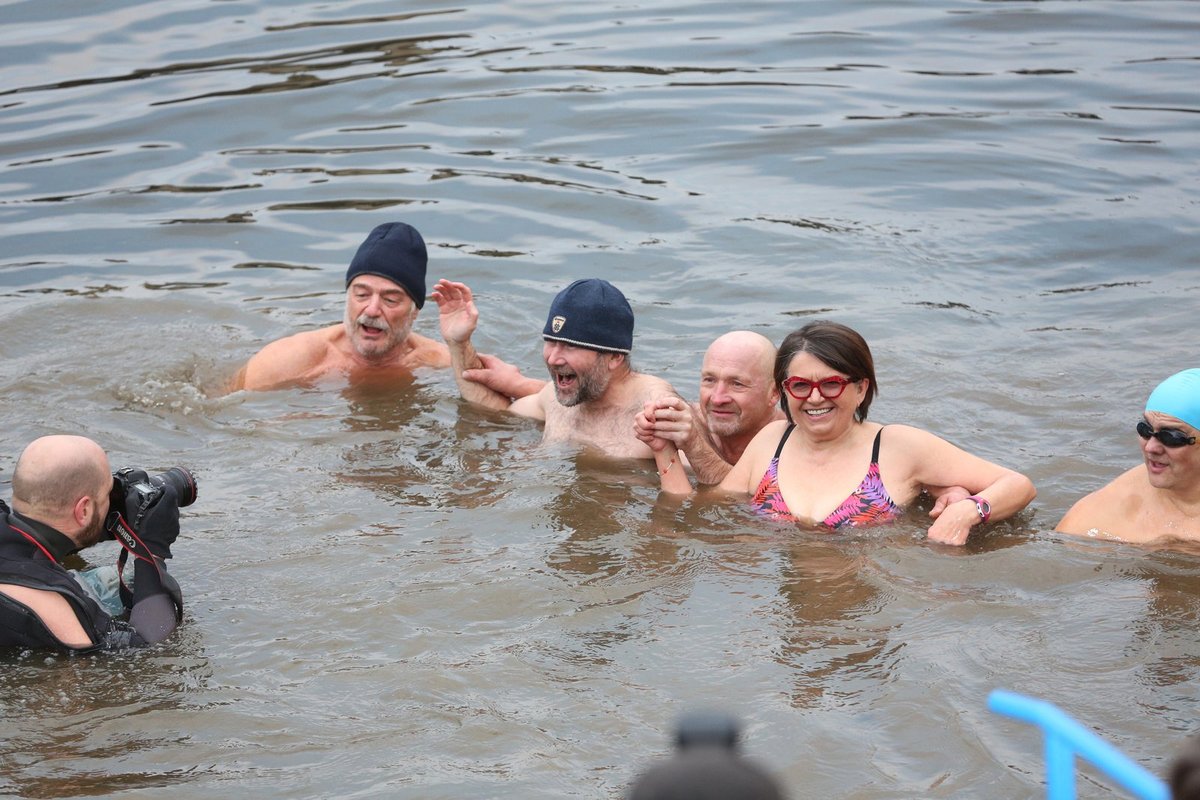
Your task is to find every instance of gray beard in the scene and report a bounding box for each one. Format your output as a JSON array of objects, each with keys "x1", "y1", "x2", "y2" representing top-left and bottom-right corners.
[{"x1": 555, "y1": 367, "x2": 608, "y2": 407}]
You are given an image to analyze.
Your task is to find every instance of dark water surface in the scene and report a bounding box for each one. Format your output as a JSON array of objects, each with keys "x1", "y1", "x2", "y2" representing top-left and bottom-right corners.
[{"x1": 1, "y1": 0, "x2": 1198, "y2": 797}]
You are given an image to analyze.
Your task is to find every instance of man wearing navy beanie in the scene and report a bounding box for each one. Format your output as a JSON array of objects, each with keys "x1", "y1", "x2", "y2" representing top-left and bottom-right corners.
[
  {"x1": 433, "y1": 277, "x2": 678, "y2": 459},
  {"x1": 232, "y1": 222, "x2": 450, "y2": 391}
]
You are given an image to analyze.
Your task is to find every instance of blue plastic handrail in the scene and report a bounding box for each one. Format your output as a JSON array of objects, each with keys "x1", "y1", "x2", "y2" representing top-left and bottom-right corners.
[{"x1": 987, "y1": 689, "x2": 1169, "y2": 800}]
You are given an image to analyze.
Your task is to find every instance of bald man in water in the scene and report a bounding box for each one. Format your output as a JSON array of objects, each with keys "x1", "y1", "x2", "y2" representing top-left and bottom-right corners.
[
  {"x1": 1, "y1": 435, "x2": 186, "y2": 652},
  {"x1": 1057, "y1": 368, "x2": 1200, "y2": 544},
  {"x1": 635, "y1": 331, "x2": 785, "y2": 484}
]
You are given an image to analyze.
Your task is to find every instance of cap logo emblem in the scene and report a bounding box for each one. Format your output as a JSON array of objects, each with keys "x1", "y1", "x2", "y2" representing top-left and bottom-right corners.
[{"x1": 551, "y1": 315, "x2": 566, "y2": 333}]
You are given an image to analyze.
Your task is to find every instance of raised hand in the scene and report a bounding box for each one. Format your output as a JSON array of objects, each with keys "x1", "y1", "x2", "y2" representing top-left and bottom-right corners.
[{"x1": 431, "y1": 279, "x2": 480, "y2": 345}]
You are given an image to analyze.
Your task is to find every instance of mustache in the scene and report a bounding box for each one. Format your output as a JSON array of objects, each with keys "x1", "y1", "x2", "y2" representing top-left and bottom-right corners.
[{"x1": 356, "y1": 314, "x2": 389, "y2": 332}]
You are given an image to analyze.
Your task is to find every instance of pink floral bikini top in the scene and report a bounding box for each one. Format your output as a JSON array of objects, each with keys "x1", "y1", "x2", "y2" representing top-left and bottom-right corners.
[{"x1": 750, "y1": 424, "x2": 903, "y2": 529}]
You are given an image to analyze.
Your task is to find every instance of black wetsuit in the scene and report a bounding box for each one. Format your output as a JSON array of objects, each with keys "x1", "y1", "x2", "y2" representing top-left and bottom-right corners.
[{"x1": 0, "y1": 500, "x2": 161, "y2": 653}]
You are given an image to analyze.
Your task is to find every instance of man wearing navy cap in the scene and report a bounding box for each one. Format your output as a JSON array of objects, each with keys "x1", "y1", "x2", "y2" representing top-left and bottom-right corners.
[
  {"x1": 433, "y1": 278, "x2": 677, "y2": 458},
  {"x1": 233, "y1": 222, "x2": 450, "y2": 391},
  {"x1": 1057, "y1": 368, "x2": 1200, "y2": 543}
]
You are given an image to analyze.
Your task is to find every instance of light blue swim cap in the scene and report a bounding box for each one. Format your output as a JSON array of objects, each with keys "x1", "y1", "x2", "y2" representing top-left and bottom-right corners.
[{"x1": 1145, "y1": 368, "x2": 1200, "y2": 430}]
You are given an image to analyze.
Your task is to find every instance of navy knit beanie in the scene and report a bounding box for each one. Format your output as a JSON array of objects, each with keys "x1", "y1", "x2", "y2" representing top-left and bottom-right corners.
[
  {"x1": 344, "y1": 222, "x2": 428, "y2": 309},
  {"x1": 542, "y1": 279, "x2": 634, "y2": 354}
]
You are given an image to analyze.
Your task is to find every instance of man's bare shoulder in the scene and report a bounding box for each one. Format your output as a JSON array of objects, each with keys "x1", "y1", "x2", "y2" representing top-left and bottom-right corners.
[
  {"x1": 236, "y1": 325, "x2": 341, "y2": 391},
  {"x1": 1055, "y1": 466, "x2": 1150, "y2": 541},
  {"x1": 405, "y1": 331, "x2": 451, "y2": 369},
  {"x1": 738, "y1": 418, "x2": 790, "y2": 463},
  {"x1": 627, "y1": 371, "x2": 678, "y2": 403},
  {"x1": 521, "y1": 381, "x2": 558, "y2": 419}
]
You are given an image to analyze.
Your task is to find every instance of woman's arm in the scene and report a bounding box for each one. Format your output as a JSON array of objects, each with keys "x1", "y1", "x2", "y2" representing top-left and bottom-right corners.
[
  {"x1": 652, "y1": 444, "x2": 693, "y2": 495},
  {"x1": 887, "y1": 425, "x2": 1037, "y2": 546}
]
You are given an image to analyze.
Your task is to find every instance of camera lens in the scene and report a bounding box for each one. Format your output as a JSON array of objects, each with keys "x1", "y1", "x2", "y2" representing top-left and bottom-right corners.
[{"x1": 151, "y1": 467, "x2": 198, "y2": 507}]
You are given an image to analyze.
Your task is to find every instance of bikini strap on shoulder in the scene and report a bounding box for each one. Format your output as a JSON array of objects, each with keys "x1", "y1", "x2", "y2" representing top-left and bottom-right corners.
[
  {"x1": 773, "y1": 424, "x2": 795, "y2": 460},
  {"x1": 870, "y1": 426, "x2": 885, "y2": 463}
]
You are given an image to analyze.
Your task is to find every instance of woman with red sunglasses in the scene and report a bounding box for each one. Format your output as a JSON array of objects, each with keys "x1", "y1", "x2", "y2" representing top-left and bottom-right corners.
[{"x1": 644, "y1": 320, "x2": 1037, "y2": 545}]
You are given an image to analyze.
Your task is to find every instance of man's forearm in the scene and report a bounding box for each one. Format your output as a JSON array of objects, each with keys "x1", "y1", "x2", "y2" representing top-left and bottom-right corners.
[
  {"x1": 448, "y1": 339, "x2": 512, "y2": 410},
  {"x1": 506, "y1": 376, "x2": 547, "y2": 400},
  {"x1": 683, "y1": 434, "x2": 734, "y2": 485},
  {"x1": 128, "y1": 559, "x2": 180, "y2": 645}
]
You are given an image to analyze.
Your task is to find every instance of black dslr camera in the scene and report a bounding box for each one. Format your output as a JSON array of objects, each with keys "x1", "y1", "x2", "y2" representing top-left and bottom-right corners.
[{"x1": 109, "y1": 466, "x2": 198, "y2": 529}]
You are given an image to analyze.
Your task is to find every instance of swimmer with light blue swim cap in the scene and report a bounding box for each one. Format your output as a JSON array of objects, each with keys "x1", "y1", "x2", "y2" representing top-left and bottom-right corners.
[
  {"x1": 1145, "y1": 368, "x2": 1200, "y2": 431},
  {"x1": 1056, "y1": 367, "x2": 1200, "y2": 543}
]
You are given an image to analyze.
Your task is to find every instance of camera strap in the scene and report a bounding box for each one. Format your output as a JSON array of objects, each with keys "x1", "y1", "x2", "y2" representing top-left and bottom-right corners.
[{"x1": 106, "y1": 512, "x2": 163, "y2": 610}]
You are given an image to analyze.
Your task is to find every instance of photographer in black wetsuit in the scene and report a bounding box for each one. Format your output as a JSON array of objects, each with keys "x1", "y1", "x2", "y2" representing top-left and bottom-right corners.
[{"x1": 0, "y1": 435, "x2": 194, "y2": 653}]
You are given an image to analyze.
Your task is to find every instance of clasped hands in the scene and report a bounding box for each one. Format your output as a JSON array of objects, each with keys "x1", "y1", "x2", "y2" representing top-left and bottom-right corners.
[{"x1": 634, "y1": 397, "x2": 699, "y2": 455}]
